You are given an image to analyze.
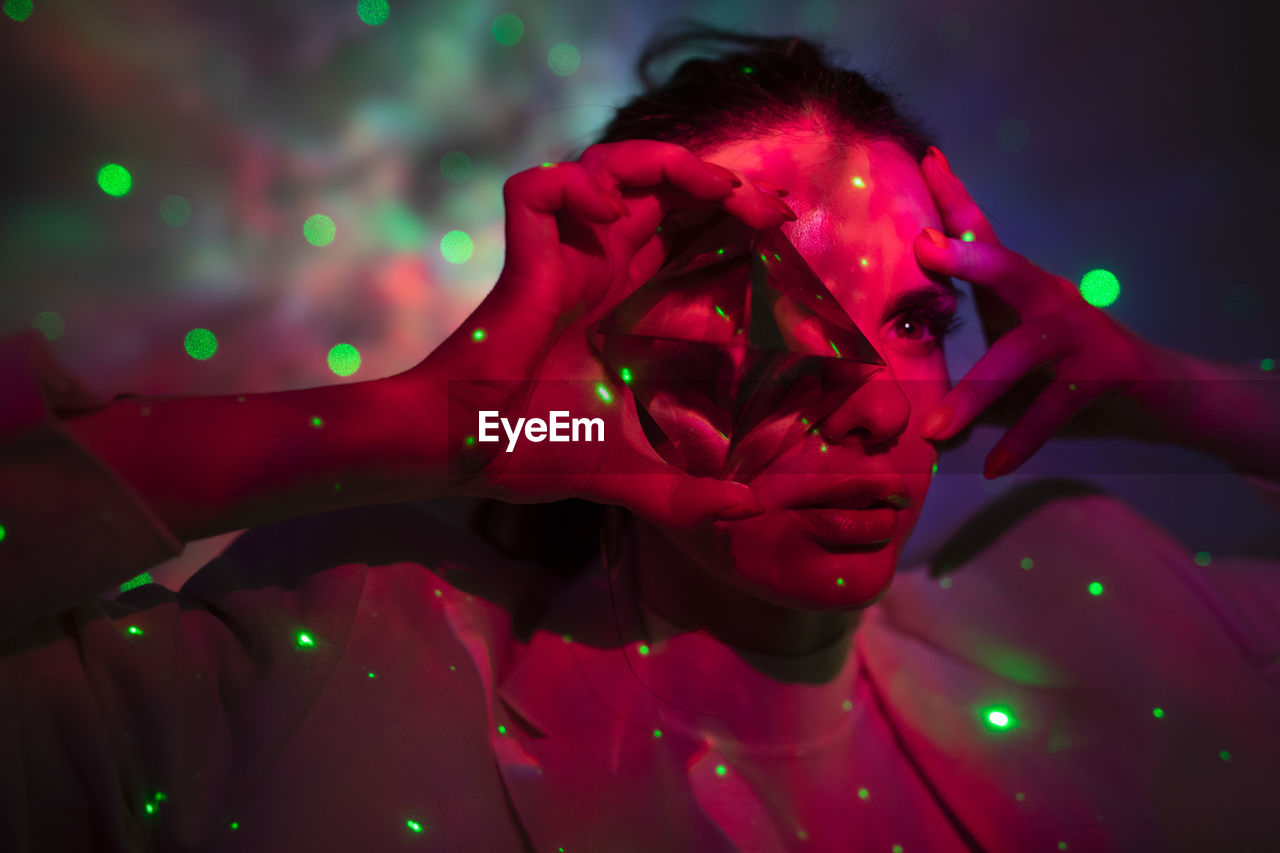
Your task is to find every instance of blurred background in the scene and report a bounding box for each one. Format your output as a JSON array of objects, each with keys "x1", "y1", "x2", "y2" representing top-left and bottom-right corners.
[{"x1": 0, "y1": 0, "x2": 1275, "y2": 592}]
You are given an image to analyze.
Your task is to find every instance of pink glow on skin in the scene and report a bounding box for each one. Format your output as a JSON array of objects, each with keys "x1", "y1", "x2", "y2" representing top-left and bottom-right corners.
[{"x1": 633, "y1": 129, "x2": 956, "y2": 656}]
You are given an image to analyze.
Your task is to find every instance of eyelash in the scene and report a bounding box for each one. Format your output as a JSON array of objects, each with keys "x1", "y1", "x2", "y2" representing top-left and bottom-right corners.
[{"x1": 892, "y1": 306, "x2": 964, "y2": 345}]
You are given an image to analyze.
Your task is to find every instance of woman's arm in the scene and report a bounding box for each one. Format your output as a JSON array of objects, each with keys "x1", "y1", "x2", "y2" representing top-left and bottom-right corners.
[{"x1": 63, "y1": 373, "x2": 447, "y2": 545}]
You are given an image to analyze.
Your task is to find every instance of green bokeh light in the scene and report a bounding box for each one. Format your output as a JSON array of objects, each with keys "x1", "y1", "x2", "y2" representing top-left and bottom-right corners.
[
  {"x1": 1020, "y1": 557, "x2": 1034, "y2": 570},
  {"x1": 160, "y1": 195, "x2": 192, "y2": 227},
  {"x1": 715, "y1": 764, "x2": 727, "y2": 776},
  {"x1": 1219, "y1": 749, "x2": 1231, "y2": 762},
  {"x1": 1261, "y1": 358, "x2": 1275, "y2": 371},
  {"x1": 472, "y1": 328, "x2": 486, "y2": 342},
  {"x1": 120, "y1": 571, "x2": 153, "y2": 592},
  {"x1": 97, "y1": 164, "x2": 132, "y2": 197},
  {"x1": 961, "y1": 230, "x2": 976, "y2": 242},
  {"x1": 983, "y1": 707, "x2": 1017, "y2": 730},
  {"x1": 1193, "y1": 551, "x2": 1212, "y2": 567},
  {"x1": 32, "y1": 310, "x2": 65, "y2": 341},
  {"x1": 303, "y1": 214, "x2": 337, "y2": 247},
  {"x1": 327, "y1": 342, "x2": 362, "y2": 377},
  {"x1": 1152, "y1": 707, "x2": 1164, "y2": 718},
  {"x1": 184, "y1": 328, "x2": 217, "y2": 360},
  {"x1": 357, "y1": 0, "x2": 389, "y2": 25},
  {"x1": 857, "y1": 787, "x2": 869, "y2": 800},
  {"x1": 440, "y1": 150, "x2": 473, "y2": 183},
  {"x1": 296, "y1": 631, "x2": 315, "y2": 648},
  {"x1": 1079, "y1": 269, "x2": 1120, "y2": 307},
  {"x1": 1088, "y1": 581, "x2": 1105, "y2": 596},
  {"x1": 4, "y1": 0, "x2": 33, "y2": 22},
  {"x1": 492, "y1": 13, "x2": 524, "y2": 46},
  {"x1": 440, "y1": 229, "x2": 473, "y2": 263},
  {"x1": 548, "y1": 42, "x2": 581, "y2": 76},
  {"x1": 0, "y1": 524, "x2": 6, "y2": 543}
]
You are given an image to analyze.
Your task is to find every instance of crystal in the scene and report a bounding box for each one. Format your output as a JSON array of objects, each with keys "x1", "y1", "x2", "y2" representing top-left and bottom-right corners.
[{"x1": 592, "y1": 215, "x2": 884, "y2": 480}]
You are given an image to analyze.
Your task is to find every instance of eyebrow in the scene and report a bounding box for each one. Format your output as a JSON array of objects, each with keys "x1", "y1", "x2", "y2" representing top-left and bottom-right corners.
[{"x1": 882, "y1": 280, "x2": 962, "y2": 320}]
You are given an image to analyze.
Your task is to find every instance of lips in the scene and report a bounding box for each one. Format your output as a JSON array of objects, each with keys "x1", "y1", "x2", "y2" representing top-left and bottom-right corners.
[
  {"x1": 781, "y1": 476, "x2": 912, "y2": 512},
  {"x1": 792, "y1": 506, "x2": 898, "y2": 547}
]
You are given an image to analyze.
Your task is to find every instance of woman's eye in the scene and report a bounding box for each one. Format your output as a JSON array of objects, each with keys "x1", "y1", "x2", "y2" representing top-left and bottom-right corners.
[{"x1": 895, "y1": 315, "x2": 933, "y2": 341}]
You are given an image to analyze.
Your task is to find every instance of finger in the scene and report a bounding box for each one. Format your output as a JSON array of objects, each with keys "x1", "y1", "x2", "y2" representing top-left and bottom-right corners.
[
  {"x1": 501, "y1": 162, "x2": 625, "y2": 280},
  {"x1": 913, "y1": 228, "x2": 1082, "y2": 320},
  {"x1": 588, "y1": 468, "x2": 767, "y2": 527},
  {"x1": 982, "y1": 379, "x2": 1106, "y2": 478},
  {"x1": 919, "y1": 316, "x2": 1076, "y2": 441},
  {"x1": 582, "y1": 140, "x2": 739, "y2": 201},
  {"x1": 922, "y1": 147, "x2": 1000, "y2": 246}
]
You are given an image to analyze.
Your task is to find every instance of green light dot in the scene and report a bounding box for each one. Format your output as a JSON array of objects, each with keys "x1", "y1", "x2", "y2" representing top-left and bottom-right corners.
[
  {"x1": 716, "y1": 247, "x2": 725, "y2": 255},
  {"x1": 303, "y1": 214, "x2": 337, "y2": 247},
  {"x1": 356, "y1": 0, "x2": 389, "y2": 25},
  {"x1": 4, "y1": 0, "x2": 34, "y2": 22},
  {"x1": 983, "y1": 707, "x2": 1017, "y2": 730},
  {"x1": 858, "y1": 787, "x2": 869, "y2": 800},
  {"x1": 596, "y1": 384, "x2": 613, "y2": 404},
  {"x1": 1193, "y1": 551, "x2": 1212, "y2": 567},
  {"x1": 471, "y1": 328, "x2": 486, "y2": 343},
  {"x1": 940, "y1": 577, "x2": 953, "y2": 589},
  {"x1": 835, "y1": 577, "x2": 845, "y2": 586},
  {"x1": 638, "y1": 644, "x2": 649, "y2": 656},
  {"x1": 619, "y1": 367, "x2": 633, "y2": 384},
  {"x1": 406, "y1": 819, "x2": 423, "y2": 833},
  {"x1": 742, "y1": 66, "x2": 754, "y2": 74},
  {"x1": 547, "y1": 42, "x2": 581, "y2": 76},
  {"x1": 120, "y1": 571, "x2": 153, "y2": 592},
  {"x1": 961, "y1": 230, "x2": 976, "y2": 242},
  {"x1": 310, "y1": 416, "x2": 324, "y2": 429},
  {"x1": 327, "y1": 342, "x2": 362, "y2": 377},
  {"x1": 440, "y1": 150, "x2": 473, "y2": 184},
  {"x1": 1219, "y1": 749, "x2": 1231, "y2": 762},
  {"x1": 296, "y1": 631, "x2": 315, "y2": 648},
  {"x1": 819, "y1": 443, "x2": 828, "y2": 453},
  {"x1": 1020, "y1": 557, "x2": 1034, "y2": 570},
  {"x1": 230, "y1": 821, "x2": 239, "y2": 830},
  {"x1": 1079, "y1": 269, "x2": 1120, "y2": 308},
  {"x1": 561, "y1": 634, "x2": 573, "y2": 643},
  {"x1": 368, "y1": 671, "x2": 377, "y2": 678},
  {"x1": 97, "y1": 164, "x2": 132, "y2": 197},
  {"x1": 1152, "y1": 707, "x2": 1164, "y2": 718},
  {"x1": 145, "y1": 803, "x2": 155, "y2": 815},
  {"x1": 32, "y1": 310, "x2": 65, "y2": 341},
  {"x1": 154, "y1": 791, "x2": 167, "y2": 802},
  {"x1": 842, "y1": 699, "x2": 853, "y2": 712},
  {"x1": 715, "y1": 764, "x2": 726, "y2": 776},
  {"x1": 0, "y1": 524, "x2": 5, "y2": 543},
  {"x1": 464, "y1": 435, "x2": 476, "y2": 447},
  {"x1": 851, "y1": 176, "x2": 866, "y2": 188},
  {"x1": 1015, "y1": 792, "x2": 1026, "y2": 802},
  {"x1": 541, "y1": 162, "x2": 554, "y2": 168},
  {"x1": 1058, "y1": 843, "x2": 1068, "y2": 851},
  {"x1": 829, "y1": 340, "x2": 842, "y2": 358},
  {"x1": 159, "y1": 195, "x2": 192, "y2": 227},
  {"x1": 184, "y1": 328, "x2": 217, "y2": 360},
  {"x1": 127, "y1": 625, "x2": 143, "y2": 636},
  {"x1": 652, "y1": 728, "x2": 662, "y2": 738},
  {"x1": 931, "y1": 461, "x2": 938, "y2": 475},
  {"x1": 1260, "y1": 358, "x2": 1275, "y2": 371},
  {"x1": 714, "y1": 305, "x2": 727, "y2": 318},
  {"x1": 440, "y1": 229, "x2": 474, "y2": 264},
  {"x1": 497, "y1": 724, "x2": 506, "y2": 735},
  {"x1": 492, "y1": 13, "x2": 524, "y2": 46},
  {"x1": 892, "y1": 845, "x2": 904, "y2": 853},
  {"x1": 1088, "y1": 581, "x2": 1104, "y2": 596}
]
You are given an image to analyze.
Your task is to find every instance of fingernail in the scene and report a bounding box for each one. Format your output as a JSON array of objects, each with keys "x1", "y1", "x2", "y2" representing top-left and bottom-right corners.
[
  {"x1": 704, "y1": 163, "x2": 743, "y2": 187},
  {"x1": 764, "y1": 195, "x2": 798, "y2": 221},
  {"x1": 922, "y1": 227, "x2": 948, "y2": 249},
  {"x1": 753, "y1": 180, "x2": 789, "y2": 197},
  {"x1": 984, "y1": 448, "x2": 1014, "y2": 479},
  {"x1": 718, "y1": 498, "x2": 767, "y2": 521},
  {"x1": 919, "y1": 404, "x2": 954, "y2": 439},
  {"x1": 928, "y1": 146, "x2": 953, "y2": 174}
]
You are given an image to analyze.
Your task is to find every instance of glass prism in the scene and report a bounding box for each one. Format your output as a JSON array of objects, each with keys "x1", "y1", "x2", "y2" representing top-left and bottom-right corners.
[{"x1": 592, "y1": 214, "x2": 885, "y2": 480}]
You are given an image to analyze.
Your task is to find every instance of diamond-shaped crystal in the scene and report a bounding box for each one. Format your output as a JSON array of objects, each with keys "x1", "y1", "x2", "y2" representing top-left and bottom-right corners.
[{"x1": 593, "y1": 215, "x2": 884, "y2": 480}]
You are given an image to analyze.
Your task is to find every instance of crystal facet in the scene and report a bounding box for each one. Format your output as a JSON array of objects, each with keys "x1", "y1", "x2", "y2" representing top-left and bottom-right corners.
[{"x1": 593, "y1": 215, "x2": 884, "y2": 479}]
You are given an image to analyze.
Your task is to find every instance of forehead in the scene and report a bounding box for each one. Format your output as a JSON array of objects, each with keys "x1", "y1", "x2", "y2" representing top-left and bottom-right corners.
[{"x1": 700, "y1": 132, "x2": 943, "y2": 311}]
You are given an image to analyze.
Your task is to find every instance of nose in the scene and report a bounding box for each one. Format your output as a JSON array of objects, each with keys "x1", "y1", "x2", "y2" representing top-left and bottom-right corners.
[{"x1": 816, "y1": 366, "x2": 911, "y2": 450}]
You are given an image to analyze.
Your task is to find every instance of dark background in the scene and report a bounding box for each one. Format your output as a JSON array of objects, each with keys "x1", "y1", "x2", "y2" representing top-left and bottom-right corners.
[{"x1": 1, "y1": 0, "x2": 1275, "y2": 585}]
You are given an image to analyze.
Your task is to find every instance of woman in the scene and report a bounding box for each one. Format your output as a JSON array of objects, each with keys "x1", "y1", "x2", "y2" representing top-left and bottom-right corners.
[{"x1": 2, "y1": 28, "x2": 1278, "y2": 852}]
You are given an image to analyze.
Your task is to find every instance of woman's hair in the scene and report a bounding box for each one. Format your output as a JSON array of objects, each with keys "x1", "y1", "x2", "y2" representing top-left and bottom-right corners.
[
  {"x1": 595, "y1": 22, "x2": 937, "y2": 158},
  {"x1": 472, "y1": 24, "x2": 936, "y2": 578}
]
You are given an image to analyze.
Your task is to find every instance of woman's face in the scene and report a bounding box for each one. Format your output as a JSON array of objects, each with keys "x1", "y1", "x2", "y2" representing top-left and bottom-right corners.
[{"x1": 645, "y1": 131, "x2": 956, "y2": 618}]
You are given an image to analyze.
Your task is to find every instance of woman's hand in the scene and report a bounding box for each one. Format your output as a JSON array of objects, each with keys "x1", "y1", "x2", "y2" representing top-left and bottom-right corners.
[
  {"x1": 910, "y1": 146, "x2": 1185, "y2": 479},
  {"x1": 399, "y1": 141, "x2": 797, "y2": 525}
]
